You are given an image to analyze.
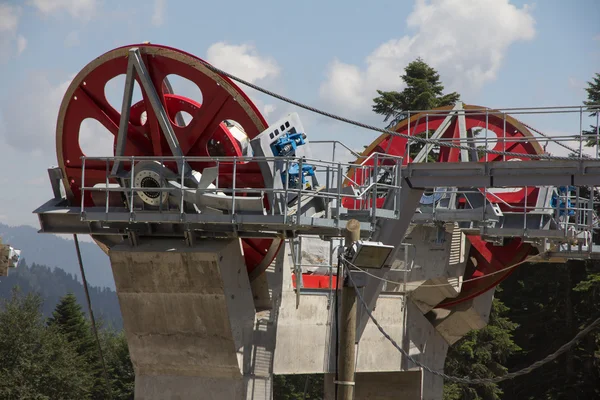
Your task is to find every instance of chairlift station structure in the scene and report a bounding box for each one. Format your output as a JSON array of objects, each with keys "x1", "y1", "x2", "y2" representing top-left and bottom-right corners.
[{"x1": 32, "y1": 44, "x2": 600, "y2": 399}]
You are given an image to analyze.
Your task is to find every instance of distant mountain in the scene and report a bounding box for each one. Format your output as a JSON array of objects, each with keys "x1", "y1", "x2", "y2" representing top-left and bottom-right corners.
[
  {"x1": 0, "y1": 261, "x2": 122, "y2": 330},
  {"x1": 0, "y1": 223, "x2": 115, "y2": 289}
]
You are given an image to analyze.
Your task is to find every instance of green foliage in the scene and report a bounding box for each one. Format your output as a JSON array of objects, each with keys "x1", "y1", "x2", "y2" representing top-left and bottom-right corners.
[
  {"x1": 100, "y1": 329, "x2": 135, "y2": 400},
  {"x1": 48, "y1": 293, "x2": 109, "y2": 399},
  {"x1": 583, "y1": 72, "x2": 600, "y2": 146},
  {"x1": 0, "y1": 288, "x2": 93, "y2": 399},
  {"x1": 0, "y1": 261, "x2": 122, "y2": 329},
  {"x1": 372, "y1": 57, "x2": 460, "y2": 128},
  {"x1": 48, "y1": 293, "x2": 96, "y2": 356},
  {"x1": 0, "y1": 270, "x2": 135, "y2": 400},
  {"x1": 443, "y1": 297, "x2": 521, "y2": 400},
  {"x1": 497, "y1": 261, "x2": 600, "y2": 399},
  {"x1": 273, "y1": 374, "x2": 324, "y2": 400}
]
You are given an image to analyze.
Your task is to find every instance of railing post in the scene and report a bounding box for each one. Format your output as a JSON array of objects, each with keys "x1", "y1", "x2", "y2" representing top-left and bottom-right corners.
[
  {"x1": 105, "y1": 157, "x2": 109, "y2": 217},
  {"x1": 81, "y1": 156, "x2": 86, "y2": 219},
  {"x1": 371, "y1": 153, "x2": 378, "y2": 224},
  {"x1": 580, "y1": 106, "x2": 584, "y2": 159},
  {"x1": 129, "y1": 156, "x2": 135, "y2": 222},
  {"x1": 231, "y1": 156, "x2": 237, "y2": 218}
]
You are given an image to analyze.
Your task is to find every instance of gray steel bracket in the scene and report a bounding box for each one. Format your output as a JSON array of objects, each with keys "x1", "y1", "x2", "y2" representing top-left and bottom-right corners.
[{"x1": 110, "y1": 47, "x2": 195, "y2": 184}]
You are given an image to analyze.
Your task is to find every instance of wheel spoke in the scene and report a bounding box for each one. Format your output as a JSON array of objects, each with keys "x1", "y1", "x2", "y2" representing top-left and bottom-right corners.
[{"x1": 56, "y1": 44, "x2": 281, "y2": 280}]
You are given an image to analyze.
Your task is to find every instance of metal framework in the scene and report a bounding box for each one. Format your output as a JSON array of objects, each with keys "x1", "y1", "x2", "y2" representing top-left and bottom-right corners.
[{"x1": 33, "y1": 43, "x2": 600, "y2": 311}]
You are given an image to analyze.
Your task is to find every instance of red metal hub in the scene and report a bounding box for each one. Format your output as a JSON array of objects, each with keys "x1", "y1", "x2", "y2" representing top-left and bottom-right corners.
[
  {"x1": 345, "y1": 104, "x2": 541, "y2": 307},
  {"x1": 56, "y1": 44, "x2": 280, "y2": 279}
]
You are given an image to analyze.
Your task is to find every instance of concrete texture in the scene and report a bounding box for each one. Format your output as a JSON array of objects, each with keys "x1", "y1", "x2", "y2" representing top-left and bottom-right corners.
[
  {"x1": 109, "y1": 238, "x2": 257, "y2": 400},
  {"x1": 103, "y1": 228, "x2": 494, "y2": 400},
  {"x1": 324, "y1": 371, "x2": 423, "y2": 400},
  {"x1": 244, "y1": 247, "x2": 285, "y2": 400},
  {"x1": 406, "y1": 224, "x2": 470, "y2": 313},
  {"x1": 271, "y1": 230, "x2": 492, "y2": 400},
  {"x1": 428, "y1": 288, "x2": 495, "y2": 345},
  {"x1": 272, "y1": 242, "x2": 453, "y2": 400}
]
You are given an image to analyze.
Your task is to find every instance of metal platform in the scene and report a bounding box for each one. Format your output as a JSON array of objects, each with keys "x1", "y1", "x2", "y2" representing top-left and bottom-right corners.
[
  {"x1": 402, "y1": 159, "x2": 600, "y2": 188},
  {"x1": 35, "y1": 155, "x2": 600, "y2": 247}
]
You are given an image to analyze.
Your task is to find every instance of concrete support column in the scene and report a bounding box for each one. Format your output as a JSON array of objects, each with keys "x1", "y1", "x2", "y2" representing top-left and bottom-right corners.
[
  {"x1": 108, "y1": 239, "x2": 258, "y2": 400},
  {"x1": 324, "y1": 371, "x2": 422, "y2": 400}
]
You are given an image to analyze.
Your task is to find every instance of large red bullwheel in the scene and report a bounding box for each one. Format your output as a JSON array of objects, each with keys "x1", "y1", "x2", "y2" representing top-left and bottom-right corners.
[
  {"x1": 56, "y1": 44, "x2": 281, "y2": 279},
  {"x1": 345, "y1": 103, "x2": 542, "y2": 308}
]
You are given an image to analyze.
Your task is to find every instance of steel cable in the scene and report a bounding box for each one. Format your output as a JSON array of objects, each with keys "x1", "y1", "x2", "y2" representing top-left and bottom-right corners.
[
  {"x1": 345, "y1": 267, "x2": 600, "y2": 385},
  {"x1": 189, "y1": 55, "x2": 599, "y2": 161}
]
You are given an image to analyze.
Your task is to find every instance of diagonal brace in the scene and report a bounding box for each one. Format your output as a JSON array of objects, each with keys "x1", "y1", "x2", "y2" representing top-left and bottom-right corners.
[{"x1": 111, "y1": 48, "x2": 191, "y2": 180}]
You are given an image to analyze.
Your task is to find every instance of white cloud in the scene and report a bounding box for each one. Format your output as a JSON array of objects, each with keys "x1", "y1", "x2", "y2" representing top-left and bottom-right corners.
[
  {"x1": 263, "y1": 104, "x2": 276, "y2": 117},
  {"x1": 319, "y1": 0, "x2": 536, "y2": 117},
  {"x1": 16, "y1": 35, "x2": 27, "y2": 55},
  {"x1": 0, "y1": 73, "x2": 73, "y2": 153},
  {"x1": 0, "y1": 71, "x2": 116, "y2": 158},
  {"x1": 206, "y1": 42, "x2": 281, "y2": 84},
  {"x1": 206, "y1": 42, "x2": 281, "y2": 123},
  {"x1": 0, "y1": 4, "x2": 22, "y2": 63},
  {"x1": 0, "y1": 4, "x2": 19, "y2": 32},
  {"x1": 151, "y1": 0, "x2": 166, "y2": 26},
  {"x1": 28, "y1": 0, "x2": 97, "y2": 21},
  {"x1": 64, "y1": 31, "x2": 80, "y2": 47}
]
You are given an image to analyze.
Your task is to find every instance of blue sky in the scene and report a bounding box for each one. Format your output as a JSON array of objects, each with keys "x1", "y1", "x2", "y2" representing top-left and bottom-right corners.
[{"x1": 0, "y1": 0, "x2": 599, "y2": 228}]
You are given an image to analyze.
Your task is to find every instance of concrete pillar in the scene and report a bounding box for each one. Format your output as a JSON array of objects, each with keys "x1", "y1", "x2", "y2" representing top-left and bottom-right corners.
[
  {"x1": 324, "y1": 371, "x2": 422, "y2": 400},
  {"x1": 428, "y1": 288, "x2": 495, "y2": 345},
  {"x1": 274, "y1": 241, "x2": 453, "y2": 400},
  {"x1": 108, "y1": 238, "x2": 262, "y2": 400},
  {"x1": 384, "y1": 224, "x2": 470, "y2": 313}
]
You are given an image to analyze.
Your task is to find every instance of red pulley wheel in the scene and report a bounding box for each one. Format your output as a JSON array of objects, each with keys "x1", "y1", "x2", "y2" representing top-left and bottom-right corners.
[
  {"x1": 344, "y1": 104, "x2": 541, "y2": 307},
  {"x1": 56, "y1": 44, "x2": 281, "y2": 280}
]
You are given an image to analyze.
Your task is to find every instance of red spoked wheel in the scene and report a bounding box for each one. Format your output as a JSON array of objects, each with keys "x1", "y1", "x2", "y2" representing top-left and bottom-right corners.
[
  {"x1": 344, "y1": 104, "x2": 541, "y2": 307},
  {"x1": 56, "y1": 44, "x2": 280, "y2": 280}
]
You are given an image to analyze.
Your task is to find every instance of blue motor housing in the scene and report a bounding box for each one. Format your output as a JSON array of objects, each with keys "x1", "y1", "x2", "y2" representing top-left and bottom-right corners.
[
  {"x1": 284, "y1": 163, "x2": 315, "y2": 190},
  {"x1": 269, "y1": 131, "x2": 316, "y2": 190},
  {"x1": 270, "y1": 132, "x2": 307, "y2": 157},
  {"x1": 551, "y1": 185, "x2": 576, "y2": 217}
]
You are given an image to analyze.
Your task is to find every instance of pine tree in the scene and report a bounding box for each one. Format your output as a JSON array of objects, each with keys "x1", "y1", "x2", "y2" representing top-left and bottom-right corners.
[
  {"x1": 372, "y1": 57, "x2": 460, "y2": 128},
  {"x1": 48, "y1": 292, "x2": 108, "y2": 399},
  {"x1": 101, "y1": 329, "x2": 135, "y2": 400},
  {"x1": 0, "y1": 288, "x2": 93, "y2": 399},
  {"x1": 583, "y1": 72, "x2": 600, "y2": 146},
  {"x1": 273, "y1": 374, "x2": 324, "y2": 400}
]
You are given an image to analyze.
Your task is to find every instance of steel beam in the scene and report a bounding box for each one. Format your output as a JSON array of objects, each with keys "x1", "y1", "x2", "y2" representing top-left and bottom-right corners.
[{"x1": 402, "y1": 160, "x2": 600, "y2": 188}]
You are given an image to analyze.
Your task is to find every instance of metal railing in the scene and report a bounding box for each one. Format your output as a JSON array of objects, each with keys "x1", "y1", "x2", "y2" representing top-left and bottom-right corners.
[
  {"x1": 79, "y1": 153, "x2": 404, "y2": 227},
  {"x1": 394, "y1": 105, "x2": 600, "y2": 162}
]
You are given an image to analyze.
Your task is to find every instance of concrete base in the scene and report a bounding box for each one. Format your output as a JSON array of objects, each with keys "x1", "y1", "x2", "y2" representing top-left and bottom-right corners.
[
  {"x1": 428, "y1": 288, "x2": 495, "y2": 345},
  {"x1": 136, "y1": 376, "x2": 244, "y2": 399},
  {"x1": 108, "y1": 239, "x2": 260, "y2": 400},
  {"x1": 273, "y1": 242, "x2": 451, "y2": 399},
  {"x1": 387, "y1": 224, "x2": 469, "y2": 314},
  {"x1": 324, "y1": 371, "x2": 423, "y2": 400}
]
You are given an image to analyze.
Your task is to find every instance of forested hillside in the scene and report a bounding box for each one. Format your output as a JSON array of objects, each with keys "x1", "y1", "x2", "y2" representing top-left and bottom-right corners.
[
  {"x1": 0, "y1": 223, "x2": 114, "y2": 289},
  {"x1": 0, "y1": 261, "x2": 122, "y2": 329}
]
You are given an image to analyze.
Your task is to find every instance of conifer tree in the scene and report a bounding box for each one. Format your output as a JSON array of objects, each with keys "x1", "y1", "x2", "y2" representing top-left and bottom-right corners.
[
  {"x1": 372, "y1": 57, "x2": 460, "y2": 128},
  {"x1": 48, "y1": 292, "x2": 107, "y2": 398},
  {"x1": 583, "y1": 72, "x2": 600, "y2": 145},
  {"x1": 0, "y1": 288, "x2": 93, "y2": 399}
]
